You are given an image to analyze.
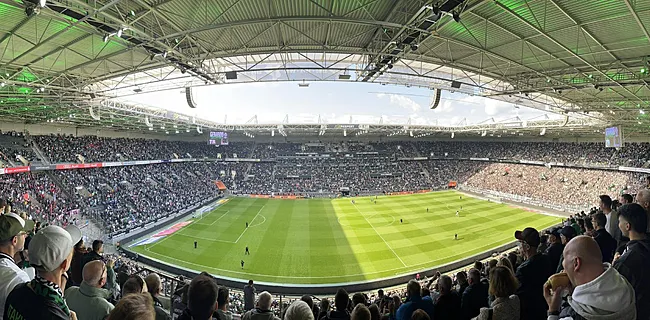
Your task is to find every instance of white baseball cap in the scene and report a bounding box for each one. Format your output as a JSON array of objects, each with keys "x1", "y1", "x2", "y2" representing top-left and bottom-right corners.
[{"x1": 29, "y1": 225, "x2": 82, "y2": 272}]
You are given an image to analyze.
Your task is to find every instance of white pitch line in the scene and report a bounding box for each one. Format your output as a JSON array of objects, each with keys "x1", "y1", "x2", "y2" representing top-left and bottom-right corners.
[
  {"x1": 209, "y1": 210, "x2": 230, "y2": 226},
  {"x1": 234, "y1": 205, "x2": 265, "y2": 244},
  {"x1": 352, "y1": 204, "x2": 407, "y2": 268}
]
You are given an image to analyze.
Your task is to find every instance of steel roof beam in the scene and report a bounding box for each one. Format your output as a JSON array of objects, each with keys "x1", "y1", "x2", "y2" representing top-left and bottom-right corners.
[
  {"x1": 623, "y1": 0, "x2": 650, "y2": 45},
  {"x1": 494, "y1": 1, "x2": 647, "y2": 106}
]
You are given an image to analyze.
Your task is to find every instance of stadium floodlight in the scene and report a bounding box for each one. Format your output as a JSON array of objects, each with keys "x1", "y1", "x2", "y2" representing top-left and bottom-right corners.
[
  {"x1": 117, "y1": 28, "x2": 123, "y2": 38},
  {"x1": 451, "y1": 132, "x2": 455, "y2": 139},
  {"x1": 343, "y1": 129, "x2": 347, "y2": 137},
  {"x1": 103, "y1": 34, "x2": 109, "y2": 42},
  {"x1": 0, "y1": 82, "x2": 5, "y2": 87},
  {"x1": 640, "y1": 109, "x2": 646, "y2": 114},
  {"x1": 540, "y1": 128, "x2": 546, "y2": 136},
  {"x1": 271, "y1": 129, "x2": 274, "y2": 137}
]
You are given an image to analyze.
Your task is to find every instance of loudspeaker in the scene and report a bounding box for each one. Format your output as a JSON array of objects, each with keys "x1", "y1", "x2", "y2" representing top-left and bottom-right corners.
[
  {"x1": 185, "y1": 87, "x2": 197, "y2": 108},
  {"x1": 89, "y1": 93, "x2": 96, "y2": 99},
  {"x1": 430, "y1": 88, "x2": 442, "y2": 109},
  {"x1": 451, "y1": 81, "x2": 461, "y2": 89},
  {"x1": 225, "y1": 71, "x2": 237, "y2": 80}
]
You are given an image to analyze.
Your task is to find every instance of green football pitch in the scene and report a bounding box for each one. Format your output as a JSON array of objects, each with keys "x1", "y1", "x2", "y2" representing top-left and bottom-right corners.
[{"x1": 130, "y1": 191, "x2": 560, "y2": 284}]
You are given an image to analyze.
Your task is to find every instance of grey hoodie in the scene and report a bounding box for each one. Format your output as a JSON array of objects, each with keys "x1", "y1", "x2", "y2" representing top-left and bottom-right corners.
[{"x1": 549, "y1": 263, "x2": 636, "y2": 320}]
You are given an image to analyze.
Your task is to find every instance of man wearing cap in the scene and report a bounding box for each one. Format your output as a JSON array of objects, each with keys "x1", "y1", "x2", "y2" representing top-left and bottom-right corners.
[
  {"x1": 556, "y1": 226, "x2": 577, "y2": 272},
  {"x1": 514, "y1": 227, "x2": 553, "y2": 320},
  {"x1": 0, "y1": 213, "x2": 34, "y2": 320},
  {"x1": 544, "y1": 228, "x2": 564, "y2": 273},
  {"x1": 3, "y1": 225, "x2": 82, "y2": 320}
]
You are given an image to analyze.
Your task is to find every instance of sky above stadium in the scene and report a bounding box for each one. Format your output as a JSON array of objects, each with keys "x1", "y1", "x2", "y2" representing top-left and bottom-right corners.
[{"x1": 117, "y1": 82, "x2": 561, "y2": 126}]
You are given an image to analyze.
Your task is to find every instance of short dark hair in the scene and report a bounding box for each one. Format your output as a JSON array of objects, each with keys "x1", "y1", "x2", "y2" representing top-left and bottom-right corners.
[
  {"x1": 621, "y1": 194, "x2": 634, "y2": 203},
  {"x1": 122, "y1": 276, "x2": 145, "y2": 295},
  {"x1": 301, "y1": 295, "x2": 314, "y2": 309},
  {"x1": 599, "y1": 195, "x2": 612, "y2": 208},
  {"x1": 334, "y1": 288, "x2": 349, "y2": 311},
  {"x1": 618, "y1": 203, "x2": 648, "y2": 233},
  {"x1": 592, "y1": 212, "x2": 607, "y2": 229},
  {"x1": 352, "y1": 292, "x2": 366, "y2": 307},
  {"x1": 217, "y1": 287, "x2": 229, "y2": 307},
  {"x1": 92, "y1": 240, "x2": 104, "y2": 252},
  {"x1": 188, "y1": 274, "x2": 219, "y2": 320},
  {"x1": 473, "y1": 260, "x2": 483, "y2": 271},
  {"x1": 248, "y1": 280, "x2": 253, "y2": 285}
]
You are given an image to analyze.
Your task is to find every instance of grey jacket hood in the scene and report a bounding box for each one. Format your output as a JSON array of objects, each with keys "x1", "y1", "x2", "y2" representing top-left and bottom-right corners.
[{"x1": 566, "y1": 263, "x2": 636, "y2": 320}]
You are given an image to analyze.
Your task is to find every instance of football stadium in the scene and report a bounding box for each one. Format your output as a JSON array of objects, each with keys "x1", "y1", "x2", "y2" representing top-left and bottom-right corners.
[{"x1": 1, "y1": 0, "x2": 650, "y2": 319}]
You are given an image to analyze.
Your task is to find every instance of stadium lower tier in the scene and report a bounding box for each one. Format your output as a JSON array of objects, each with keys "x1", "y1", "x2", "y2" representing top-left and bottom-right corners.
[{"x1": 127, "y1": 191, "x2": 559, "y2": 286}]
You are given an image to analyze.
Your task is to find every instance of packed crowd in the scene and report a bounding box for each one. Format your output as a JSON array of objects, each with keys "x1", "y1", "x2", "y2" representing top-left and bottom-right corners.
[
  {"x1": 55, "y1": 163, "x2": 224, "y2": 234},
  {"x1": 27, "y1": 134, "x2": 650, "y2": 169},
  {"x1": 0, "y1": 131, "x2": 36, "y2": 165},
  {"x1": 33, "y1": 135, "x2": 255, "y2": 163},
  {"x1": 2, "y1": 192, "x2": 650, "y2": 320},
  {"x1": 465, "y1": 163, "x2": 645, "y2": 208}
]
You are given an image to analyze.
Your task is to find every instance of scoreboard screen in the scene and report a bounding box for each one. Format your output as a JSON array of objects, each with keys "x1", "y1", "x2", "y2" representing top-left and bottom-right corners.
[
  {"x1": 208, "y1": 132, "x2": 229, "y2": 145},
  {"x1": 605, "y1": 126, "x2": 623, "y2": 148}
]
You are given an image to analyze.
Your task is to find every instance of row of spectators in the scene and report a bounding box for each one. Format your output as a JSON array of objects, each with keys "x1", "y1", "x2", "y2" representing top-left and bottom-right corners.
[{"x1": 29, "y1": 134, "x2": 650, "y2": 168}]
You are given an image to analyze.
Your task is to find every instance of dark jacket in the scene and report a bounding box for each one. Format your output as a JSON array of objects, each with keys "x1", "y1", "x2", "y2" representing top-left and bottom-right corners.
[
  {"x1": 593, "y1": 229, "x2": 617, "y2": 263},
  {"x1": 243, "y1": 285, "x2": 255, "y2": 311},
  {"x1": 171, "y1": 284, "x2": 189, "y2": 320},
  {"x1": 461, "y1": 283, "x2": 489, "y2": 320},
  {"x1": 458, "y1": 282, "x2": 469, "y2": 296},
  {"x1": 434, "y1": 291, "x2": 461, "y2": 320},
  {"x1": 321, "y1": 310, "x2": 350, "y2": 320},
  {"x1": 3, "y1": 282, "x2": 70, "y2": 320},
  {"x1": 152, "y1": 295, "x2": 171, "y2": 320},
  {"x1": 515, "y1": 253, "x2": 552, "y2": 320},
  {"x1": 613, "y1": 238, "x2": 650, "y2": 320},
  {"x1": 545, "y1": 242, "x2": 564, "y2": 272},
  {"x1": 70, "y1": 248, "x2": 86, "y2": 286},
  {"x1": 395, "y1": 295, "x2": 435, "y2": 320},
  {"x1": 241, "y1": 308, "x2": 280, "y2": 320},
  {"x1": 80, "y1": 251, "x2": 103, "y2": 273}
]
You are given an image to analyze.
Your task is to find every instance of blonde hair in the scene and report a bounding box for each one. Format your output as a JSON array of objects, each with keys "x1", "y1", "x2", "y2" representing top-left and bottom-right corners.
[
  {"x1": 488, "y1": 266, "x2": 519, "y2": 298},
  {"x1": 108, "y1": 293, "x2": 155, "y2": 320}
]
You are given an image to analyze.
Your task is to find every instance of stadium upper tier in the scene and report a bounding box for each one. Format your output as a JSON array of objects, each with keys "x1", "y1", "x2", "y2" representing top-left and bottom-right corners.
[{"x1": 15, "y1": 134, "x2": 650, "y2": 168}]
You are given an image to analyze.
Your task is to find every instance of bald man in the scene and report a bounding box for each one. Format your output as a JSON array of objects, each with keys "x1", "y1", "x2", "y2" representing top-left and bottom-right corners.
[
  {"x1": 242, "y1": 291, "x2": 280, "y2": 320},
  {"x1": 635, "y1": 190, "x2": 650, "y2": 231},
  {"x1": 66, "y1": 260, "x2": 114, "y2": 320},
  {"x1": 544, "y1": 236, "x2": 636, "y2": 320}
]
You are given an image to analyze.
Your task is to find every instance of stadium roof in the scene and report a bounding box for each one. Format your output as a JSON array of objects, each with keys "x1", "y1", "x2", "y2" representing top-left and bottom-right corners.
[{"x1": 0, "y1": 0, "x2": 649, "y2": 136}]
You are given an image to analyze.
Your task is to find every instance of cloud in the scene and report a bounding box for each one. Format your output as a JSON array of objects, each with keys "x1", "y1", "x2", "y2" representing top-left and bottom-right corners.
[
  {"x1": 377, "y1": 93, "x2": 422, "y2": 112},
  {"x1": 484, "y1": 98, "x2": 512, "y2": 116}
]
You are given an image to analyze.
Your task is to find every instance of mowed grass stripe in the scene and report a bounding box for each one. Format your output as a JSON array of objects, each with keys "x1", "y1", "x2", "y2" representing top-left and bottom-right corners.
[{"x1": 130, "y1": 191, "x2": 559, "y2": 284}]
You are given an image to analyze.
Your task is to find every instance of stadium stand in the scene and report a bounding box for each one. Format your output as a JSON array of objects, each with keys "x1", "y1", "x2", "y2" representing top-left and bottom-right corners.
[{"x1": 1, "y1": 137, "x2": 650, "y2": 320}]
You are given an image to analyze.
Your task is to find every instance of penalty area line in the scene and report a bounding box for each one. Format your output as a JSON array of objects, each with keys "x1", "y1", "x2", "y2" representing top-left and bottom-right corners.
[
  {"x1": 234, "y1": 205, "x2": 265, "y2": 244},
  {"x1": 352, "y1": 204, "x2": 407, "y2": 268}
]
